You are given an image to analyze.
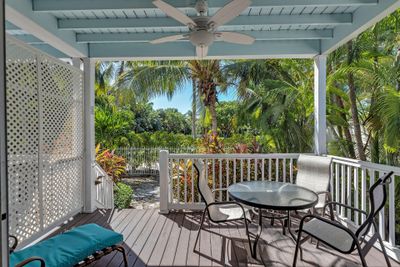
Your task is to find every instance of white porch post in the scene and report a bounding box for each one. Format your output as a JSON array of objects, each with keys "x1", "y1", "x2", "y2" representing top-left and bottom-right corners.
[
  {"x1": 314, "y1": 55, "x2": 327, "y2": 155},
  {"x1": 159, "y1": 150, "x2": 169, "y2": 214},
  {"x1": 83, "y1": 58, "x2": 96, "y2": 213},
  {"x1": 0, "y1": 0, "x2": 8, "y2": 265}
]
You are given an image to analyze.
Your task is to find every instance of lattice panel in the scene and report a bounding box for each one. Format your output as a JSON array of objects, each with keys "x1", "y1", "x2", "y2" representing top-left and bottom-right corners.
[
  {"x1": 6, "y1": 39, "x2": 41, "y2": 241},
  {"x1": 6, "y1": 36, "x2": 84, "y2": 244}
]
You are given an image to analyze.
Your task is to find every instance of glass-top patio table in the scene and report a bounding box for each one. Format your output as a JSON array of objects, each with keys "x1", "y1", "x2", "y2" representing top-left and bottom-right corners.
[{"x1": 228, "y1": 181, "x2": 318, "y2": 259}]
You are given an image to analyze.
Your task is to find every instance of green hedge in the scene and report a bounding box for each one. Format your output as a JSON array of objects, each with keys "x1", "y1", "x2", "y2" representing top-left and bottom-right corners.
[{"x1": 114, "y1": 182, "x2": 133, "y2": 209}]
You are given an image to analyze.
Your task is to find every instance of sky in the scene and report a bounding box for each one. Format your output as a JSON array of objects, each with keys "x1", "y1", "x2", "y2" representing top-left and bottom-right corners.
[{"x1": 150, "y1": 81, "x2": 237, "y2": 113}]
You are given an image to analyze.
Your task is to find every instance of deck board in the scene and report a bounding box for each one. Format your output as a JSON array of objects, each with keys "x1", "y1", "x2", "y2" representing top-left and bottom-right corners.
[{"x1": 55, "y1": 209, "x2": 400, "y2": 267}]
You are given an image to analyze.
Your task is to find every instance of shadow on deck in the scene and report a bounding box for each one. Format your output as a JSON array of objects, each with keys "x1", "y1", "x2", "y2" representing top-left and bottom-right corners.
[{"x1": 52, "y1": 209, "x2": 399, "y2": 267}]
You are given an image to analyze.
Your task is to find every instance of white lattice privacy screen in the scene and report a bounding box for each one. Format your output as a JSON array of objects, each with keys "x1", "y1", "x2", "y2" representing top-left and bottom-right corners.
[{"x1": 6, "y1": 36, "x2": 84, "y2": 244}]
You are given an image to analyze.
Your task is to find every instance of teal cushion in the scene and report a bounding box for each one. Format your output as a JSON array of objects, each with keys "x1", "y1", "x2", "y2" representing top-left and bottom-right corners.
[{"x1": 10, "y1": 224, "x2": 123, "y2": 267}]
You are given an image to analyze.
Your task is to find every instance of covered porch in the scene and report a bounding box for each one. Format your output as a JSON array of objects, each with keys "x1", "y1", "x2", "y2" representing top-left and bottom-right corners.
[{"x1": 1, "y1": 0, "x2": 400, "y2": 266}]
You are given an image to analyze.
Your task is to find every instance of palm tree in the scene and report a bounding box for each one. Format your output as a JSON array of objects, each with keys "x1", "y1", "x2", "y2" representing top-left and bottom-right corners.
[{"x1": 117, "y1": 60, "x2": 226, "y2": 135}]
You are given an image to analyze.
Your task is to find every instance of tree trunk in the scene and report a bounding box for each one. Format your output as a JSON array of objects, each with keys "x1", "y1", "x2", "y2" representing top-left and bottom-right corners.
[
  {"x1": 336, "y1": 95, "x2": 356, "y2": 158},
  {"x1": 209, "y1": 89, "x2": 218, "y2": 135},
  {"x1": 191, "y1": 78, "x2": 197, "y2": 138},
  {"x1": 347, "y1": 41, "x2": 366, "y2": 161}
]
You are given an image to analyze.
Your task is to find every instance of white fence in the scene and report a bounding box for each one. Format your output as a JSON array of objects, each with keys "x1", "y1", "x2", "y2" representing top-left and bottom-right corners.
[
  {"x1": 94, "y1": 163, "x2": 114, "y2": 209},
  {"x1": 6, "y1": 36, "x2": 84, "y2": 246},
  {"x1": 116, "y1": 147, "x2": 196, "y2": 176},
  {"x1": 159, "y1": 151, "x2": 400, "y2": 260}
]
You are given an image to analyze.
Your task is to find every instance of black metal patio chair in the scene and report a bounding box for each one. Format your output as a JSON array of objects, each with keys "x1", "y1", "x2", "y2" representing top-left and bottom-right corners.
[{"x1": 292, "y1": 171, "x2": 394, "y2": 267}]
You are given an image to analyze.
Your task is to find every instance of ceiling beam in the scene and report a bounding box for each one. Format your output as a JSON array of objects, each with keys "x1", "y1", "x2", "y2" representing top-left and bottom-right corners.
[
  {"x1": 77, "y1": 30, "x2": 333, "y2": 43},
  {"x1": 59, "y1": 14, "x2": 352, "y2": 30},
  {"x1": 89, "y1": 40, "x2": 320, "y2": 59},
  {"x1": 11, "y1": 34, "x2": 44, "y2": 44},
  {"x1": 32, "y1": 0, "x2": 378, "y2": 12},
  {"x1": 5, "y1": 0, "x2": 87, "y2": 57},
  {"x1": 321, "y1": 0, "x2": 400, "y2": 54}
]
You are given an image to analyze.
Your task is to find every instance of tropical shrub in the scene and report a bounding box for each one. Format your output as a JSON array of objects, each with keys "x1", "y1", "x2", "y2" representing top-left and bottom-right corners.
[
  {"x1": 114, "y1": 182, "x2": 133, "y2": 209},
  {"x1": 95, "y1": 144, "x2": 127, "y2": 182}
]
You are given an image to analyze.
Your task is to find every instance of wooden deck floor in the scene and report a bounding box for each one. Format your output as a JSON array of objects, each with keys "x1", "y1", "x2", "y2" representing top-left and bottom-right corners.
[{"x1": 54, "y1": 209, "x2": 399, "y2": 267}]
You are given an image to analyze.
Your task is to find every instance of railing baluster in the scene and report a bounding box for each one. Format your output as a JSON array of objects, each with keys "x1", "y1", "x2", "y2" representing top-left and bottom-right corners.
[
  {"x1": 335, "y1": 163, "x2": 339, "y2": 204},
  {"x1": 191, "y1": 158, "x2": 194, "y2": 204},
  {"x1": 261, "y1": 159, "x2": 265, "y2": 181},
  {"x1": 177, "y1": 159, "x2": 180, "y2": 204},
  {"x1": 219, "y1": 159, "x2": 222, "y2": 202},
  {"x1": 353, "y1": 167, "x2": 359, "y2": 225},
  {"x1": 268, "y1": 159, "x2": 272, "y2": 181},
  {"x1": 388, "y1": 174, "x2": 396, "y2": 246},
  {"x1": 233, "y1": 159, "x2": 237, "y2": 184},
  {"x1": 211, "y1": 159, "x2": 215, "y2": 203},
  {"x1": 289, "y1": 158, "x2": 293, "y2": 184},
  {"x1": 184, "y1": 159, "x2": 187, "y2": 204},
  {"x1": 283, "y1": 159, "x2": 286, "y2": 183},
  {"x1": 347, "y1": 166, "x2": 351, "y2": 220},
  {"x1": 276, "y1": 158, "x2": 279, "y2": 181},
  {"x1": 341, "y1": 164, "x2": 345, "y2": 217},
  {"x1": 361, "y1": 168, "x2": 367, "y2": 223},
  {"x1": 226, "y1": 159, "x2": 229, "y2": 201},
  {"x1": 169, "y1": 158, "x2": 173, "y2": 203}
]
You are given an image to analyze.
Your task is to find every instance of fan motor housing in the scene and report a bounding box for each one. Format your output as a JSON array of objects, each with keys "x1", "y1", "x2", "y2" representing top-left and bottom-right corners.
[{"x1": 189, "y1": 30, "x2": 215, "y2": 46}]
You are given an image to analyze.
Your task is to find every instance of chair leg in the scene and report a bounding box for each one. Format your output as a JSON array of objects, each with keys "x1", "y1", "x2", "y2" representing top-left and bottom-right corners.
[
  {"x1": 194, "y1": 209, "x2": 207, "y2": 252},
  {"x1": 377, "y1": 232, "x2": 392, "y2": 267},
  {"x1": 356, "y1": 242, "x2": 368, "y2": 267},
  {"x1": 292, "y1": 231, "x2": 303, "y2": 267},
  {"x1": 116, "y1": 245, "x2": 128, "y2": 267},
  {"x1": 243, "y1": 217, "x2": 254, "y2": 256}
]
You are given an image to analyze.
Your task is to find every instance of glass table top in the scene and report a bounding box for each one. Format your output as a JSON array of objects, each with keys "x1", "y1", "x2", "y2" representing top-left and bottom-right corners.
[{"x1": 228, "y1": 181, "x2": 318, "y2": 210}]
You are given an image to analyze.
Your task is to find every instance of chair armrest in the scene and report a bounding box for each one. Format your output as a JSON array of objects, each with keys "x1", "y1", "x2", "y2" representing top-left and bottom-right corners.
[
  {"x1": 324, "y1": 201, "x2": 367, "y2": 216},
  {"x1": 212, "y1": 188, "x2": 228, "y2": 193},
  {"x1": 15, "y1": 257, "x2": 46, "y2": 267},
  {"x1": 9, "y1": 235, "x2": 18, "y2": 253}
]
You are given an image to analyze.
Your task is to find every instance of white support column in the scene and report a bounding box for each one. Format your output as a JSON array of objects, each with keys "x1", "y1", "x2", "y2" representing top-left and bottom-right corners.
[
  {"x1": 0, "y1": 0, "x2": 8, "y2": 265},
  {"x1": 314, "y1": 55, "x2": 327, "y2": 155},
  {"x1": 159, "y1": 150, "x2": 169, "y2": 214},
  {"x1": 83, "y1": 58, "x2": 96, "y2": 213}
]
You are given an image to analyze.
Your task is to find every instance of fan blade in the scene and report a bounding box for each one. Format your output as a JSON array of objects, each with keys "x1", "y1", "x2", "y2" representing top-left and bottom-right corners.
[
  {"x1": 150, "y1": 34, "x2": 187, "y2": 44},
  {"x1": 153, "y1": 0, "x2": 196, "y2": 27},
  {"x1": 196, "y1": 45, "x2": 208, "y2": 58},
  {"x1": 217, "y1": 32, "x2": 255, "y2": 45},
  {"x1": 208, "y1": 0, "x2": 251, "y2": 28}
]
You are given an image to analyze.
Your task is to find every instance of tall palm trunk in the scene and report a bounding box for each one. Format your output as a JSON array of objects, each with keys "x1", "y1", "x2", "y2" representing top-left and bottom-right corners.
[
  {"x1": 347, "y1": 41, "x2": 366, "y2": 161},
  {"x1": 336, "y1": 95, "x2": 356, "y2": 158},
  {"x1": 209, "y1": 90, "x2": 218, "y2": 135},
  {"x1": 191, "y1": 78, "x2": 197, "y2": 138}
]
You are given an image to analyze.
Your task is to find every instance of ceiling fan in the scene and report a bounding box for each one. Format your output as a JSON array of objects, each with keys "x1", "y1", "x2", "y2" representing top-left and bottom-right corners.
[{"x1": 150, "y1": 0, "x2": 255, "y2": 58}]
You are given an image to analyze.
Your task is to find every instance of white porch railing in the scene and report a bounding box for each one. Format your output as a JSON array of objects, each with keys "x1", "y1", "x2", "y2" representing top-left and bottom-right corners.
[
  {"x1": 94, "y1": 163, "x2": 114, "y2": 209},
  {"x1": 159, "y1": 151, "x2": 400, "y2": 260},
  {"x1": 159, "y1": 151, "x2": 300, "y2": 211}
]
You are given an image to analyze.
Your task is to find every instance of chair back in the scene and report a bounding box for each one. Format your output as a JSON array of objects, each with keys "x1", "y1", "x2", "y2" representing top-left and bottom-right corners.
[
  {"x1": 355, "y1": 171, "x2": 394, "y2": 239},
  {"x1": 296, "y1": 155, "x2": 332, "y2": 206},
  {"x1": 194, "y1": 160, "x2": 214, "y2": 205}
]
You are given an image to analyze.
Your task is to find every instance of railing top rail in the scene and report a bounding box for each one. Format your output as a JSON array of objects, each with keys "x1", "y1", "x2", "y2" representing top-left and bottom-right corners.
[
  {"x1": 168, "y1": 153, "x2": 300, "y2": 159},
  {"x1": 329, "y1": 155, "x2": 400, "y2": 174}
]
